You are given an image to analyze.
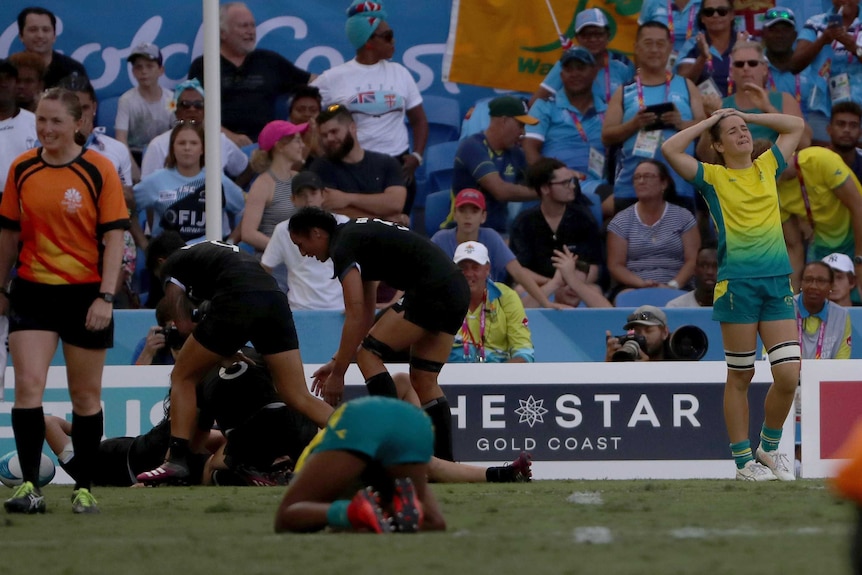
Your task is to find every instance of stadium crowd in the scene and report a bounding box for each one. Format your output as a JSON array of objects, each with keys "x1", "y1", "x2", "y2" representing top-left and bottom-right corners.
[{"x1": 2, "y1": 0, "x2": 862, "y2": 532}]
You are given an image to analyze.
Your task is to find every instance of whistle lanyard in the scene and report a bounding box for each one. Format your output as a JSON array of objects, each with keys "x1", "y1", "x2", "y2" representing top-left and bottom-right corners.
[
  {"x1": 767, "y1": 71, "x2": 801, "y2": 103},
  {"x1": 667, "y1": 0, "x2": 696, "y2": 42},
  {"x1": 796, "y1": 310, "x2": 826, "y2": 359},
  {"x1": 636, "y1": 72, "x2": 671, "y2": 110},
  {"x1": 461, "y1": 291, "x2": 487, "y2": 362}
]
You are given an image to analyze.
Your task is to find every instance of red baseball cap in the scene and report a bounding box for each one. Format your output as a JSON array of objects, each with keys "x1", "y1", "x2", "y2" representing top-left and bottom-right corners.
[{"x1": 454, "y1": 188, "x2": 486, "y2": 210}]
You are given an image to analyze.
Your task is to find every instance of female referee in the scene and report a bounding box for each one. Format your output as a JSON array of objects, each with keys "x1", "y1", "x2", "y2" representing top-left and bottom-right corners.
[
  {"x1": 288, "y1": 207, "x2": 470, "y2": 461},
  {"x1": 662, "y1": 109, "x2": 804, "y2": 482}
]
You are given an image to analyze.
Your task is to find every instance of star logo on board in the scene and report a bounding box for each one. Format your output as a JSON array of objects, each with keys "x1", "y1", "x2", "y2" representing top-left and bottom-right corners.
[{"x1": 515, "y1": 395, "x2": 548, "y2": 428}]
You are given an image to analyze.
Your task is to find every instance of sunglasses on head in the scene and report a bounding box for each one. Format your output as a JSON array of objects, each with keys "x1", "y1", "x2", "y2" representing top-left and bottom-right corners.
[
  {"x1": 702, "y1": 6, "x2": 730, "y2": 17},
  {"x1": 371, "y1": 29, "x2": 394, "y2": 42},
  {"x1": 732, "y1": 59, "x2": 762, "y2": 68},
  {"x1": 765, "y1": 8, "x2": 793, "y2": 21},
  {"x1": 174, "y1": 119, "x2": 200, "y2": 127},
  {"x1": 326, "y1": 103, "x2": 346, "y2": 113},
  {"x1": 178, "y1": 100, "x2": 204, "y2": 110},
  {"x1": 626, "y1": 311, "x2": 662, "y2": 323}
]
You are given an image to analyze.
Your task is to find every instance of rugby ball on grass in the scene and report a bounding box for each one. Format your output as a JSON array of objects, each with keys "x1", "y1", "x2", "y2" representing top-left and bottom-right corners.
[{"x1": 0, "y1": 451, "x2": 56, "y2": 487}]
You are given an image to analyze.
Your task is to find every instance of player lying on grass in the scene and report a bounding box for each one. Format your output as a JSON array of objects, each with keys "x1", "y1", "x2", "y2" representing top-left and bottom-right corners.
[{"x1": 275, "y1": 395, "x2": 446, "y2": 533}]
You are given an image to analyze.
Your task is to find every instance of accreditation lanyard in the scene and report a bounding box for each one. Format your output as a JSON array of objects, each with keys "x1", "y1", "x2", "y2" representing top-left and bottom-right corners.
[
  {"x1": 794, "y1": 154, "x2": 816, "y2": 231},
  {"x1": 768, "y1": 71, "x2": 801, "y2": 103},
  {"x1": 462, "y1": 291, "x2": 487, "y2": 362},
  {"x1": 796, "y1": 310, "x2": 826, "y2": 359},
  {"x1": 604, "y1": 64, "x2": 612, "y2": 103},
  {"x1": 567, "y1": 109, "x2": 605, "y2": 142},
  {"x1": 666, "y1": 0, "x2": 697, "y2": 42},
  {"x1": 636, "y1": 72, "x2": 671, "y2": 110}
]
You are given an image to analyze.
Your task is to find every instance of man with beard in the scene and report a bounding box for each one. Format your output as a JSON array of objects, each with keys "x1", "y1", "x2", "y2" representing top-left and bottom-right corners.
[
  {"x1": 309, "y1": 104, "x2": 407, "y2": 224},
  {"x1": 828, "y1": 102, "x2": 862, "y2": 183}
]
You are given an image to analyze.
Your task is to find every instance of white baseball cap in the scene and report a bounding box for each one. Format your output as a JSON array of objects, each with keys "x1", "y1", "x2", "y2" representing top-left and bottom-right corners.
[
  {"x1": 822, "y1": 253, "x2": 855, "y2": 275},
  {"x1": 453, "y1": 241, "x2": 490, "y2": 265}
]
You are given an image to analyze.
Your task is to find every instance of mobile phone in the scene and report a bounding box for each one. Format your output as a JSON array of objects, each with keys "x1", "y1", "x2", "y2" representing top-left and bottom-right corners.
[
  {"x1": 565, "y1": 245, "x2": 591, "y2": 273},
  {"x1": 827, "y1": 12, "x2": 842, "y2": 26}
]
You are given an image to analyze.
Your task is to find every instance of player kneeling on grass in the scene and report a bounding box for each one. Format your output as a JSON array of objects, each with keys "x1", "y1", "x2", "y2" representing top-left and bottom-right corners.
[{"x1": 275, "y1": 396, "x2": 446, "y2": 533}]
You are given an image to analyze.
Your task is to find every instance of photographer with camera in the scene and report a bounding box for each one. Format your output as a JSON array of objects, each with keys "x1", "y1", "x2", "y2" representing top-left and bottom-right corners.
[
  {"x1": 130, "y1": 298, "x2": 189, "y2": 366},
  {"x1": 605, "y1": 304, "x2": 709, "y2": 362}
]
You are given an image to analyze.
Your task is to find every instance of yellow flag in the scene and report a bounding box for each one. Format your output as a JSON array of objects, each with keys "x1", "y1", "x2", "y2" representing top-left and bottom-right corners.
[{"x1": 443, "y1": 0, "x2": 642, "y2": 92}]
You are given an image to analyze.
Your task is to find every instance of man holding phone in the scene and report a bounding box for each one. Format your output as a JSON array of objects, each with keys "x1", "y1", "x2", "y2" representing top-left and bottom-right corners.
[{"x1": 792, "y1": 0, "x2": 862, "y2": 109}]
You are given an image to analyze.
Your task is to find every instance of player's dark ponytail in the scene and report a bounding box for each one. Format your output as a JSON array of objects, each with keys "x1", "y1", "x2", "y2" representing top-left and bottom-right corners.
[{"x1": 288, "y1": 206, "x2": 338, "y2": 236}]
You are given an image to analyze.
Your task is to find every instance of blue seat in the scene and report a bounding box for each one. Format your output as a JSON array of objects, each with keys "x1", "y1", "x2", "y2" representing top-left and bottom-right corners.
[
  {"x1": 460, "y1": 96, "x2": 493, "y2": 140},
  {"x1": 614, "y1": 287, "x2": 689, "y2": 308},
  {"x1": 97, "y1": 95, "x2": 121, "y2": 137},
  {"x1": 424, "y1": 140, "x2": 460, "y2": 196},
  {"x1": 421, "y1": 94, "x2": 462, "y2": 146},
  {"x1": 425, "y1": 190, "x2": 453, "y2": 234},
  {"x1": 241, "y1": 143, "x2": 258, "y2": 158}
]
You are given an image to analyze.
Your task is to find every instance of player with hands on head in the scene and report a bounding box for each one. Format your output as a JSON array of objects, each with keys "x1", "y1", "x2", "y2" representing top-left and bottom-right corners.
[
  {"x1": 662, "y1": 107, "x2": 805, "y2": 482},
  {"x1": 289, "y1": 207, "x2": 469, "y2": 461}
]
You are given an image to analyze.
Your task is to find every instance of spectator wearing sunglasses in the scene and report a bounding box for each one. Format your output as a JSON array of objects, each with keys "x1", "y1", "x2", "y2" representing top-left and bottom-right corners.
[
  {"x1": 311, "y1": 0, "x2": 428, "y2": 218},
  {"x1": 676, "y1": 0, "x2": 746, "y2": 97},
  {"x1": 140, "y1": 79, "x2": 251, "y2": 188},
  {"x1": 791, "y1": 0, "x2": 862, "y2": 111},
  {"x1": 697, "y1": 41, "x2": 811, "y2": 161}
]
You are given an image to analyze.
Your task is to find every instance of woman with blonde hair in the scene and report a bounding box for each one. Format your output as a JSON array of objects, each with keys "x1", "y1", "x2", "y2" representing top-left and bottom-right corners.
[{"x1": 240, "y1": 121, "x2": 308, "y2": 254}]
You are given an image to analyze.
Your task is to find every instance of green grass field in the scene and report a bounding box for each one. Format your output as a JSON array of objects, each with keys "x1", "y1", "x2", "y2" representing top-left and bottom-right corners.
[{"x1": 0, "y1": 480, "x2": 854, "y2": 575}]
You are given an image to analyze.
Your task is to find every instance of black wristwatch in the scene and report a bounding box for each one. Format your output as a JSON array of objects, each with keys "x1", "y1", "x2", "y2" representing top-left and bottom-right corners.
[
  {"x1": 854, "y1": 255, "x2": 862, "y2": 265},
  {"x1": 98, "y1": 292, "x2": 115, "y2": 303}
]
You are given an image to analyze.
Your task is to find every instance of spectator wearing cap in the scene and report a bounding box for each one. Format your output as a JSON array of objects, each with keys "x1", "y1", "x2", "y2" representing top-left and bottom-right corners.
[
  {"x1": 603, "y1": 21, "x2": 704, "y2": 215},
  {"x1": 15, "y1": 7, "x2": 87, "y2": 88},
  {"x1": 0, "y1": 59, "x2": 37, "y2": 193},
  {"x1": 638, "y1": 0, "x2": 702, "y2": 55},
  {"x1": 7, "y1": 52, "x2": 45, "y2": 113},
  {"x1": 115, "y1": 43, "x2": 173, "y2": 165},
  {"x1": 452, "y1": 95, "x2": 539, "y2": 234},
  {"x1": 312, "y1": 0, "x2": 428, "y2": 217},
  {"x1": 262, "y1": 171, "x2": 349, "y2": 310},
  {"x1": 776, "y1": 146, "x2": 862, "y2": 294},
  {"x1": 188, "y1": 2, "x2": 313, "y2": 146},
  {"x1": 762, "y1": 7, "x2": 831, "y2": 145},
  {"x1": 309, "y1": 104, "x2": 407, "y2": 224},
  {"x1": 823, "y1": 252, "x2": 860, "y2": 306},
  {"x1": 795, "y1": 260, "x2": 852, "y2": 360},
  {"x1": 524, "y1": 47, "x2": 612, "y2": 221},
  {"x1": 828, "y1": 101, "x2": 862, "y2": 183},
  {"x1": 791, "y1": 0, "x2": 862, "y2": 111},
  {"x1": 531, "y1": 9, "x2": 635, "y2": 106},
  {"x1": 431, "y1": 189, "x2": 565, "y2": 309},
  {"x1": 140, "y1": 79, "x2": 251, "y2": 187},
  {"x1": 451, "y1": 241, "x2": 534, "y2": 363},
  {"x1": 241, "y1": 121, "x2": 309, "y2": 254},
  {"x1": 511, "y1": 157, "x2": 606, "y2": 308},
  {"x1": 604, "y1": 305, "x2": 672, "y2": 361}
]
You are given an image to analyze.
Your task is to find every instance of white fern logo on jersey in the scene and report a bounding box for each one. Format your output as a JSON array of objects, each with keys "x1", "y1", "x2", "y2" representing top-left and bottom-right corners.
[{"x1": 62, "y1": 188, "x2": 83, "y2": 214}]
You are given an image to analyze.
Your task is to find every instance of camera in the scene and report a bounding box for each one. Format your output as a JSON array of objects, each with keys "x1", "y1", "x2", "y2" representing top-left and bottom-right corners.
[
  {"x1": 611, "y1": 332, "x2": 647, "y2": 362},
  {"x1": 667, "y1": 325, "x2": 709, "y2": 361},
  {"x1": 157, "y1": 325, "x2": 186, "y2": 350}
]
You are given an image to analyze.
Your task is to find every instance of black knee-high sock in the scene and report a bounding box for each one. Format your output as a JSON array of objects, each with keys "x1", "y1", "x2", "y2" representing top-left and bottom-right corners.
[
  {"x1": 11, "y1": 407, "x2": 45, "y2": 488},
  {"x1": 365, "y1": 372, "x2": 397, "y2": 397},
  {"x1": 168, "y1": 436, "x2": 190, "y2": 467},
  {"x1": 71, "y1": 410, "x2": 103, "y2": 491},
  {"x1": 423, "y1": 397, "x2": 454, "y2": 461}
]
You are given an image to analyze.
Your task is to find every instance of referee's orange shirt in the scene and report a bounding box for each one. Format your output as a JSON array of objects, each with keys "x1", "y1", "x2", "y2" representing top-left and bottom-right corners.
[{"x1": 0, "y1": 148, "x2": 130, "y2": 285}]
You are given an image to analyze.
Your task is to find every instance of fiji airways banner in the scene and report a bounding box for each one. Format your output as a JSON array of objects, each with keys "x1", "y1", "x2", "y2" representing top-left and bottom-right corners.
[{"x1": 443, "y1": 0, "x2": 642, "y2": 93}]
